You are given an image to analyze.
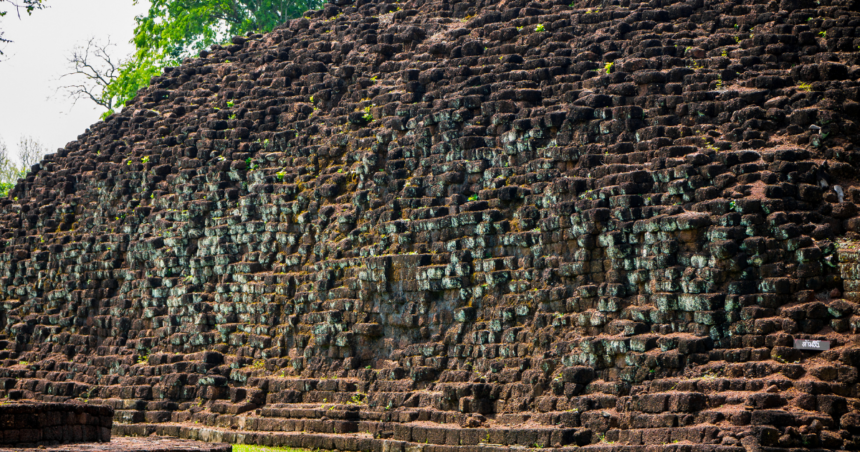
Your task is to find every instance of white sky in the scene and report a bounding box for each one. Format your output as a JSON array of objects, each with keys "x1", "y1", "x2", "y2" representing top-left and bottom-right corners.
[{"x1": 0, "y1": 0, "x2": 149, "y2": 160}]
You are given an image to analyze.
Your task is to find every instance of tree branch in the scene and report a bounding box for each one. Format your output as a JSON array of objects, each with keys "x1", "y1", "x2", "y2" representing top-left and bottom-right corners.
[
  {"x1": 56, "y1": 36, "x2": 122, "y2": 112},
  {"x1": 3, "y1": 0, "x2": 47, "y2": 20}
]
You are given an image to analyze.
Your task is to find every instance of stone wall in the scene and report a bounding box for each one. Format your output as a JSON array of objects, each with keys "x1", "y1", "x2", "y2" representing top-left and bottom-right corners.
[
  {"x1": 0, "y1": 0, "x2": 859, "y2": 450},
  {"x1": 0, "y1": 403, "x2": 111, "y2": 446},
  {"x1": 840, "y1": 244, "x2": 860, "y2": 305}
]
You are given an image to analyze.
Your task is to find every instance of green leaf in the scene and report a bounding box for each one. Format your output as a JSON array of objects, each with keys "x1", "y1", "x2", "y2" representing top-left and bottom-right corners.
[{"x1": 108, "y1": 0, "x2": 325, "y2": 109}]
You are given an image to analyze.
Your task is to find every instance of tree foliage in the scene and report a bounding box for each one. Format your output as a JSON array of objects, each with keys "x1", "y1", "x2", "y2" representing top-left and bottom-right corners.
[
  {"x1": 0, "y1": 135, "x2": 44, "y2": 197},
  {"x1": 0, "y1": 0, "x2": 47, "y2": 57},
  {"x1": 107, "y1": 0, "x2": 325, "y2": 112},
  {"x1": 17, "y1": 135, "x2": 46, "y2": 169}
]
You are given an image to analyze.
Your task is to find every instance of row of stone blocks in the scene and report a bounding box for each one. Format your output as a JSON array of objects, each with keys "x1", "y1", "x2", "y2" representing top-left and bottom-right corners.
[
  {"x1": 0, "y1": 403, "x2": 111, "y2": 447},
  {"x1": 114, "y1": 422, "x2": 750, "y2": 452},
  {"x1": 0, "y1": 403, "x2": 234, "y2": 451}
]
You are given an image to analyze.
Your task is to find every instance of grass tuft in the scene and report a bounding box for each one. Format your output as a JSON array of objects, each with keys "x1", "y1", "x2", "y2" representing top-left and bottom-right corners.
[{"x1": 233, "y1": 446, "x2": 312, "y2": 452}]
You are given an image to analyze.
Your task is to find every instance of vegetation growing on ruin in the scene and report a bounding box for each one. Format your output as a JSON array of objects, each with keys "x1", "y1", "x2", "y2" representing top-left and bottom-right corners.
[{"x1": 104, "y1": 0, "x2": 326, "y2": 115}]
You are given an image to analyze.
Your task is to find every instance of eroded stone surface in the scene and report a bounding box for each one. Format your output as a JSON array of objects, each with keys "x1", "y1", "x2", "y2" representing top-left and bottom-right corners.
[
  {"x1": 0, "y1": 0, "x2": 860, "y2": 451},
  {"x1": 0, "y1": 436, "x2": 230, "y2": 452},
  {"x1": 0, "y1": 402, "x2": 111, "y2": 447}
]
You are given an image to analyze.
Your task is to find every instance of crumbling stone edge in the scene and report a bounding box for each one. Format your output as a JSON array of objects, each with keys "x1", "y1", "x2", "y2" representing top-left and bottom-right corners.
[{"x1": 113, "y1": 423, "x2": 748, "y2": 452}]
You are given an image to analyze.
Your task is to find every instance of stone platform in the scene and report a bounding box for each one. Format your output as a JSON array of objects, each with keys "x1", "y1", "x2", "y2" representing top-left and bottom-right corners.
[
  {"x1": 0, "y1": 402, "x2": 111, "y2": 447},
  {"x1": 0, "y1": 436, "x2": 232, "y2": 452}
]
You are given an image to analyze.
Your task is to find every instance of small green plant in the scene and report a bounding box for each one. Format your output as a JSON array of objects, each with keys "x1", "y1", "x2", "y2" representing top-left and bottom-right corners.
[
  {"x1": 370, "y1": 75, "x2": 378, "y2": 83},
  {"x1": 252, "y1": 360, "x2": 266, "y2": 369},
  {"x1": 604, "y1": 62, "x2": 614, "y2": 74},
  {"x1": 141, "y1": 156, "x2": 150, "y2": 164},
  {"x1": 229, "y1": 113, "x2": 237, "y2": 120},
  {"x1": 598, "y1": 434, "x2": 616, "y2": 445},
  {"x1": 127, "y1": 160, "x2": 132, "y2": 166},
  {"x1": 715, "y1": 76, "x2": 724, "y2": 90},
  {"x1": 309, "y1": 95, "x2": 314, "y2": 103},
  {"x1": 347, "y1": 393, "x2": 366, "y2": 405},
  {"x1": 721, "y1": 49, "x2": 728, "y2": 58},
  {"x1": 700, "y1": 371, "x2": 721, "y2": 380},
  {"x1": 468, "y1": 194, "x2": 478, "y2": 202},
  {"x1": 227, "y1": 100, "x2": 234, "y2": 108},
  {"x1": 535, "y1": 23, "x2": 545, "y2": 32},
  {"x1": 18, "y1": 361, "x2": 29, "y2": 366},
  {"x1": 516, "y1": 26, "x2": 523, "y2": 31},
  {"x1": 232, "y1": 445, "x2": 311, "y2": 452},
  {"x1": 276, "y1": 171, "x2": 286, "y2": 181},
  {"x1": 363, "y1": 105, "x2": 374, "y2": 122},
  {"x1": 136, "y1": 353, "x2": 149, "y2": 365},
  {"x1": 798, "y1": 82, "x2": 812, "y2": 92},
  {"x1": 819, "y1": 30, "x2": 827, "y2": 38}
]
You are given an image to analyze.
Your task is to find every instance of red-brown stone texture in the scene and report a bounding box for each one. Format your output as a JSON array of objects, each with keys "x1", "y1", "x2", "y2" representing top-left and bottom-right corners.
[
  {"x1": 0, "y1": 436, "x2": 230, "y2": 452},
  {"x1": 0, "y1": 402, "x2": 111, "y2": 446},
  {"x1": 1, "y1": 0, "x2": 860, "y2": 450}
]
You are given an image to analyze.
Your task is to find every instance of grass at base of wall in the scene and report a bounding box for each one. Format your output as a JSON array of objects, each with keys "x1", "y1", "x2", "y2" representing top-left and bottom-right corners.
[{"x1": 233, "y1": 445, "x2": 314, "y2": 452}]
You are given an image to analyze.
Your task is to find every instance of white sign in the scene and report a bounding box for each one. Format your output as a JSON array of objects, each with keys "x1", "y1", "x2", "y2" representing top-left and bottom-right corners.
[{"x1": 794, "y1": 339, "x2": 830, "y2": 351}]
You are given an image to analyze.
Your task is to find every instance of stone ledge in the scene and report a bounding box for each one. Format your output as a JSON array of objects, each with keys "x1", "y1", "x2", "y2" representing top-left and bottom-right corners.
[
  {"x1": 113, "y1": 423, "x2": 747, "y2": 452},
  {"x1": 0, "y1": 402, "x2": 112, "y2": 446},
  {"x1": 0, "y1": 436, "x2": 230, "y2": 452}
]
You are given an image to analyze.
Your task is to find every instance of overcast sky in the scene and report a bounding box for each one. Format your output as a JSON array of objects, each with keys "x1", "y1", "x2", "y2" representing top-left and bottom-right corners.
[{"x1": 0, "y1": 0, "x2": 148, "y2": 162}]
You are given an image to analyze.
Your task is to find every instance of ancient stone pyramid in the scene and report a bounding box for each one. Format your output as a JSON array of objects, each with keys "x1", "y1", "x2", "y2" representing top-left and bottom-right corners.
[{"x1": 1, "y1": 0, "x2": 860, "y2": 450}]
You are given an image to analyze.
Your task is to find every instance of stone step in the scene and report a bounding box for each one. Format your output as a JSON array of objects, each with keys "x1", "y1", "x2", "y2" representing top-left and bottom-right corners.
[{"x1": 113, "y1": 422, "x2": 750, "y2": 451}]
